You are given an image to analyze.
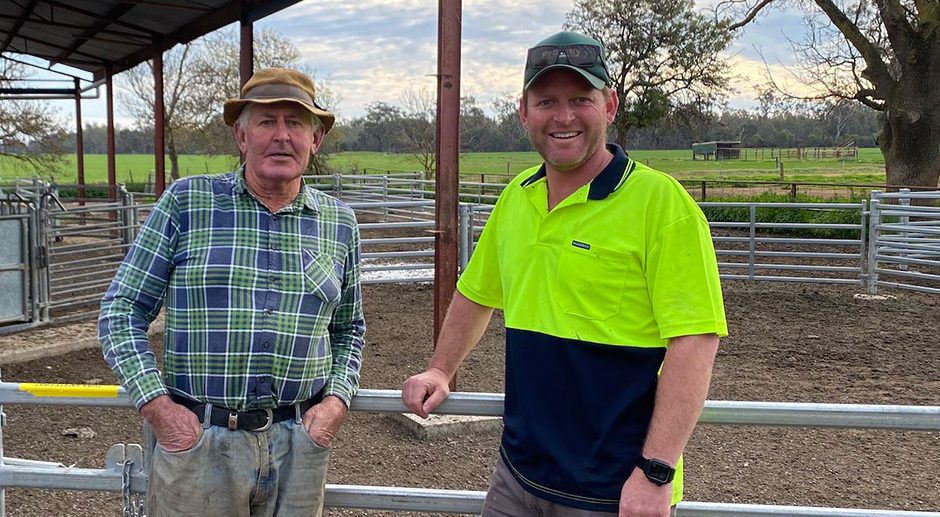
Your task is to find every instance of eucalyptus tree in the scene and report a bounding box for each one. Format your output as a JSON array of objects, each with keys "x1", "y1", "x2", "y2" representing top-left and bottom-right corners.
[{"x1": 729, "y1": 0, "x2": 940, "y2": 188}]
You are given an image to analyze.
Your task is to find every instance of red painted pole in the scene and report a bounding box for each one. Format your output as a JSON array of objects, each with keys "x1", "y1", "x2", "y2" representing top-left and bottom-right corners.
[
  {"x1": 240, "y1": 15, "x2": 254, "y2": 88},
  {"x1": 74, "y1": 78, "x2": 85, "y2": 207},
  {"x1": 154, "y1": 45, "x2": 166, "y2": 198},
  {"x1": 239, "y1": 13, "x2": 253, "y2": 165},
  {"x1": 106, "y1": 67, "x2": 116, "y2": 201},
  {"x1": 434, "y1": 0, "x2": 461, "y2": 389}
]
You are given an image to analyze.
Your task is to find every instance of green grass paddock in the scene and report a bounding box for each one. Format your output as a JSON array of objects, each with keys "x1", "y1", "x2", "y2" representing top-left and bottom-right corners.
[{"x1": 1, "y1": 148, "x2": 888, "y2": 187}]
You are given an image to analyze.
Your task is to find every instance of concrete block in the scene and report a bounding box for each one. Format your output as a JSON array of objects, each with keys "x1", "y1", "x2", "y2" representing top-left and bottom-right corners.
[{"x1": 390, "y1": 412, "x2": 502, "y2": 439}]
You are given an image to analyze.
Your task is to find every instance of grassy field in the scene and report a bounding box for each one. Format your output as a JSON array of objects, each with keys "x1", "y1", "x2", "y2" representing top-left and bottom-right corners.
[
  {"x1": 332, "y1": 148, "x2": 888, "y2": 184},
  {"x1": 0, "y1": 148, "x2": 888, "y2": 186}
]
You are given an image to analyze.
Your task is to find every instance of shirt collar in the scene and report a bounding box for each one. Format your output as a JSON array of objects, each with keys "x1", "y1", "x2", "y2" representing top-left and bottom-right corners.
[
  {"x1": 234, "y1": 165, "x2": 319, "y2": 213},
  {"x1": 520, "y1": 143, "x2": 635, "y2": 200}
]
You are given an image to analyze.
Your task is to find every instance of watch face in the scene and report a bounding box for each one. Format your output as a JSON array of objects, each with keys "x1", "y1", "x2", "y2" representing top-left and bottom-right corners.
[{"x1": 643, "y1": 458, "x2": 675, "y2": 485}]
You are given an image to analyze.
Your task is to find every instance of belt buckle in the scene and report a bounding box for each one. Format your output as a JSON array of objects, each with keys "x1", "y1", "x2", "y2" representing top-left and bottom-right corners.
[{"x1": 251, "y1": 409, "x2": 274, "y2": 432}]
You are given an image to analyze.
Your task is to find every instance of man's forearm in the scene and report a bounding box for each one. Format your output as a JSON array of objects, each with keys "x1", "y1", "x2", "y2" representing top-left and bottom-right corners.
[
  {"x1": 428, "y1": 291, "x2": 495, "y2": 378},
  {"x1": 641, "y1": 333, "x2": 719, "y2": 463}
]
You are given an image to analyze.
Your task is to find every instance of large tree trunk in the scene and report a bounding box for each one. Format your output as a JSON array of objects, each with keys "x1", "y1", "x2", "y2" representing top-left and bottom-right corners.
[
  {"x1": 614, "y1": 124, "x2": 629, "y2": 150},
  {"x1": 168, "y1": 134, "x2": 180, "y2": 180},
  {"x1": 878, "y1": 109, "x2": 940, "y2": 190}
]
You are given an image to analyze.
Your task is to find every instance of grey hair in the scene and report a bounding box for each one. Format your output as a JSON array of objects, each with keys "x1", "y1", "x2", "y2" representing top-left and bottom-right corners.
[{"x1": 235, "y1": 103, "x2": 322, "y2": 131}]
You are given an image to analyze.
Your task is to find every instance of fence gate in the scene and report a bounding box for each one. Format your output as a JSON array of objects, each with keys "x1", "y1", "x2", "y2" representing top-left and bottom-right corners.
[
  {"x1": 868, "y1": 190, "x2": 940, "y2": 295},
  {"x1": 38, "y1": 188, "x2": 141, "y2": 321},
  {"x1": 0, "y1": 213, "x2": 33, "y2": 324}
]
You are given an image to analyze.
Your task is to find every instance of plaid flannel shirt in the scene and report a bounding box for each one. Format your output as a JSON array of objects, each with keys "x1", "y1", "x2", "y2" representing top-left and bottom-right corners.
[{"x1": 99, "y1": 168, "x2": 365, "y2": 411}]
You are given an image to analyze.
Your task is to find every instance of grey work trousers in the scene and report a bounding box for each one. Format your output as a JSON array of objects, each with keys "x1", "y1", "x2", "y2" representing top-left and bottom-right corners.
[{"x1": 481, "y1": 456, "x2": 677, "y2": 517}]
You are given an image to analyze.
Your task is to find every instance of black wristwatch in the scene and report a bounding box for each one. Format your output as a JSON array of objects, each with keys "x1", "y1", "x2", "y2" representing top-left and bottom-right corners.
[{"x1": 636, "y1": 456, "x2": 675, "y2": 486}]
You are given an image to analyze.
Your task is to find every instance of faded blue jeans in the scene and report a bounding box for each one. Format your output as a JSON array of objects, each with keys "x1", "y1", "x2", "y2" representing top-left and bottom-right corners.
[{"x1": 148, "y1": 416, "x2": 331, "y2": 517}]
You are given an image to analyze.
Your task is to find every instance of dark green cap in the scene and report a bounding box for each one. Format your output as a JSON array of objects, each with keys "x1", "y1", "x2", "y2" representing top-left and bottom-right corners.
[{"x1": 524, "y1": 31, "x2": 611, "y2": 90}]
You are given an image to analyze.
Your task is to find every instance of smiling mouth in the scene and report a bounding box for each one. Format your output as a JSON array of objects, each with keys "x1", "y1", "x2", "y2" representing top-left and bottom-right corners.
[
  {"x1": 267, "y1": 153, "x2": 294, "y2": 159},
  {"x1": 550, "y1": 131, "x2": 581, "y2": 139}
]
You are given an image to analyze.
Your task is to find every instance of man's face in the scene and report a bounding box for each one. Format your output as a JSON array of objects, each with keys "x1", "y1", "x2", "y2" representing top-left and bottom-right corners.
[
  {"x1": 235, "y1": 101, "x2": 324, "y2": 185},
  {"x1": 519, "y1": 69, "x2": 617, "y2": 172}
]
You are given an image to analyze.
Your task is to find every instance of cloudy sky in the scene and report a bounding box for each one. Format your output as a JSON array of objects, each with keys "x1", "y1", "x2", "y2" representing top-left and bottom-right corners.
[{"x1": 37, "y1": 0, "x2": 813, "y2": 127}]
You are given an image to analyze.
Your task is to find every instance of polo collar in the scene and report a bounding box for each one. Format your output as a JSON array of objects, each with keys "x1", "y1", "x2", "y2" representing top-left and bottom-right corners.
[
  {"x1": 520, "y1": 143, "x2": 634, "y2": 200},
  {"x1": 234, "y1": 165, "x2": 319, "y2": 213}
]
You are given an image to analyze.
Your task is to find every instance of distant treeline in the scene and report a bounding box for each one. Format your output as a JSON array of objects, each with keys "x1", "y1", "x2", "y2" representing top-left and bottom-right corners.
[{"x1": 64, "y1": 101, "x2": 878, "y2": 155}]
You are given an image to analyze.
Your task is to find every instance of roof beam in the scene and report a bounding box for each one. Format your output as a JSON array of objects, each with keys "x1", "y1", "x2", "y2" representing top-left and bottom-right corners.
[
  {"x1": 40, "y1": 0, "x2": 158, "y2": 38},
  {"x1": 0, "y1": 13, "x2": 152, "y2": 43},
  {"x1": 102, "y1": 0, "x2": 301, "y2": 79},
  {"x1": 53, "y1": 2, "x2": 139, "y2": 62},
  {"x1": 119, "y1": 1, "x2": 216, "y2": 13},
  {"x1": 0, "y1": 0, "x2": 40, "y2": 54},
  {"x1": 1, "y1": 31, "x2": 103, "y2": 63}
]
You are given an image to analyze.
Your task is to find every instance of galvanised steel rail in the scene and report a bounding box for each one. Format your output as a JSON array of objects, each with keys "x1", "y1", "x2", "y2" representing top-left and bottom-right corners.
[
  {"x1": 0, "y1": 383, "x2": 938, "y2": 516},
  {"x1": 868, "y1": 190, "x2": 940, "y2": 294},
  {"x1": 1, "y1": 384, "x2": 937, "y2": 430}
]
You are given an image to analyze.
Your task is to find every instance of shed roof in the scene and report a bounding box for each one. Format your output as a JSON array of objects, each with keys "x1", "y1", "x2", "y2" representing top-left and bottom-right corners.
[{"x1": 0, "y1": 0, "x2": 301, "y2": 82}]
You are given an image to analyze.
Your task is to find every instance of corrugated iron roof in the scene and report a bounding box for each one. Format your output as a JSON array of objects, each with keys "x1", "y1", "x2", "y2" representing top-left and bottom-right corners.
[{"x1": 0, "y1": 0, "x2": 301, "y2": 82}]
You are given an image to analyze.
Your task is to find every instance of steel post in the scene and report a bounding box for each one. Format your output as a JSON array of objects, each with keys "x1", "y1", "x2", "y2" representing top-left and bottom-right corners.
[
  {"x1": 868, "y1": 192, "x2": 882, "y2": 294},
  {"x1": 433, "y1": 1, "x2": 462, "y2": 391}
]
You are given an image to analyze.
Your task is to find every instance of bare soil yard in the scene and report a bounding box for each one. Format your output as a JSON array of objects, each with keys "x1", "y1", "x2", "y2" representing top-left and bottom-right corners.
[{"x1": 0, "y1": 280, "x2": 937, "y2": 516}]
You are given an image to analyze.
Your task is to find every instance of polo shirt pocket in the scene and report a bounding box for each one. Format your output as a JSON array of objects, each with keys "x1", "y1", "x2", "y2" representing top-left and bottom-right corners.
[
  {"x1": 556, "y1": 244, "x2": 628, "y2": 320},
  {"x1": 301, "y1": 248, "x2": 342, "y2": 303}
]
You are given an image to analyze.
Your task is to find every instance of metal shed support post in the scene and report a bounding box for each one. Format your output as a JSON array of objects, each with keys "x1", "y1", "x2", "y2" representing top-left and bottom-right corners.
[
  {"x1": 74, "y1": 78, "x2": 86, "y2": 207},
  {"x1": 153, "y1": 44, "x2": 166, "y2": 198},
  {"x1": 106, "y1": 67, "x2": 117, "y2": 201},
  {"x1": 867, "y1": 192, "x2": 882, "y2": 294},
  {"x1": 433, "y1": 1, "x2": 462, "y2": 385}
]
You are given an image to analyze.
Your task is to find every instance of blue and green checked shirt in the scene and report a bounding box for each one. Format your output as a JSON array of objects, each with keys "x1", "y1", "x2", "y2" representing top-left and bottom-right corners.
[{"x1": 99, "y1": 167, "x2": 365, "y2": 411}]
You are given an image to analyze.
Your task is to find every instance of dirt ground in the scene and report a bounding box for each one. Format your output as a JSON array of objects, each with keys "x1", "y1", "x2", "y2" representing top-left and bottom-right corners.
[{"x1": 0, "y1": 280, "x2": 938, "y2": 516}]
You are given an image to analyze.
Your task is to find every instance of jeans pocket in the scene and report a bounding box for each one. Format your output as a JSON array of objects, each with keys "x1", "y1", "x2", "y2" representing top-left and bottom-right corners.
[
  {"x1": 156, "y1": 428, "x2": 206, "y2": 455},
  {"x1": 294, "y1": 420, "x2": 333, "y2": 451}
]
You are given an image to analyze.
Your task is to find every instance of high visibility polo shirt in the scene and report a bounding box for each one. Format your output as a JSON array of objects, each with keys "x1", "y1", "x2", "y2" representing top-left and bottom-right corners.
[{"x1": 457, "y1": 144, "x2": 727, "y2": 512}]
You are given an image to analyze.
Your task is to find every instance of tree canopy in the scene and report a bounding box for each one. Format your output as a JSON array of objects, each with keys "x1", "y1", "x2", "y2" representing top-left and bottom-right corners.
[
  {"x1": 564, "y1": 0, "x2": 737, "y2": 148},
  {"x1": 729, "y1": 0, "x2": 940, "y2": 188},
  {"x1": 0, "y1": 59, "x2": 68, "y2": 175}
]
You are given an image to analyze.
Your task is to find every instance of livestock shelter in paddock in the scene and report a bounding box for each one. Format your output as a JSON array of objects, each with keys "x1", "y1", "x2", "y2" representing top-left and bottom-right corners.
[{"x1": 691, "y1": 140, "x2": 742, "y2": 160}]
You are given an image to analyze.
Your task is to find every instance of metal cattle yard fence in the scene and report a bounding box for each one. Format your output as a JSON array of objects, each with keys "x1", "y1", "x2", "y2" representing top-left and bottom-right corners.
[
  {"x1": 0, "y1": 176, "x2": 938, "y2": 332},
  {"x1": 0, "y1": 379, "x2": 937, "y2": 517}
]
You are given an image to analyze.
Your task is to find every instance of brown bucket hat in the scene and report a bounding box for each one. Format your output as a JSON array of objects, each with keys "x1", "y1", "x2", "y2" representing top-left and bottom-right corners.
[{"x1": 223, "y1": 67, "x2": 335, "y2": 134}]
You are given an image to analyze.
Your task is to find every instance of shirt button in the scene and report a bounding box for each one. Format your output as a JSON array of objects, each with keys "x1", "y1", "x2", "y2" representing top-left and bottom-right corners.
[
  {"x1": 270, "y1": 276, "x2": 278, "y2": 284},
  {"x1": 264, "y1": 308, "x2": 273, "y2": 314},
  {"x1": 263, "y1": 341, "x2": 271, "y2": 349}
]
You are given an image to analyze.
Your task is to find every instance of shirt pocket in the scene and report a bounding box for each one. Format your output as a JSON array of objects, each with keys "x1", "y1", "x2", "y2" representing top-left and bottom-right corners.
[
  {"x1": 555, "y1": 243, "x2": 628, "y2": 320},
  {"x1": 301, "y1": 248, "x2": 342, "y2": 303}
]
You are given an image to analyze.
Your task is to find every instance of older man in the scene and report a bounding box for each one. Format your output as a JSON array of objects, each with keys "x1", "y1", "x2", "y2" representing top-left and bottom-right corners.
[
  {"x1": 100, "y1": 67, "x2": 364, "y2": 516},
  {"x1": 403, "y1": 32, "x2": 727, "y2": 517}
]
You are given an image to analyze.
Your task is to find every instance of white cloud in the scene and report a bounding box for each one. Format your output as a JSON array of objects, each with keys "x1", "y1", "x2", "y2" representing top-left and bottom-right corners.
[
  {"x1": 723, "y1": 53, "x2": 828, "y2": 107},
  {"x1": 34, "y1": 0, "x2": 821, "y2": 126}
]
